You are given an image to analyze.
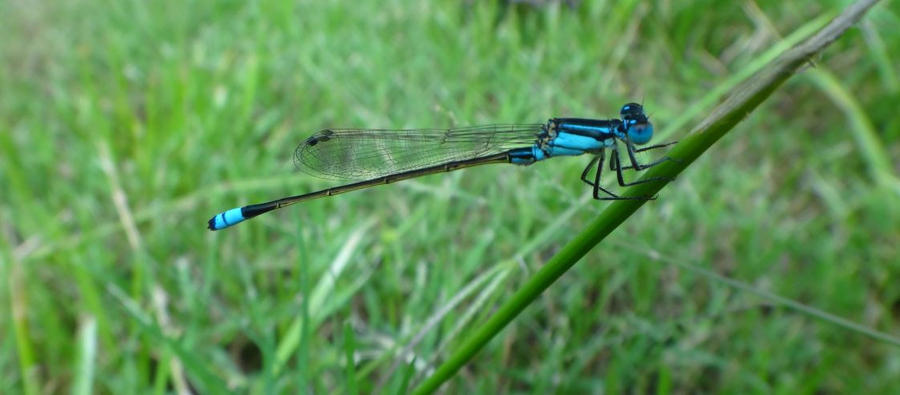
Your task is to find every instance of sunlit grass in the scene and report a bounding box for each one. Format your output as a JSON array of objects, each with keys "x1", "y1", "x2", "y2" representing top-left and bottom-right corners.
[{"x1": 1, "y1": 0, "x2": 898, "y2": 393}]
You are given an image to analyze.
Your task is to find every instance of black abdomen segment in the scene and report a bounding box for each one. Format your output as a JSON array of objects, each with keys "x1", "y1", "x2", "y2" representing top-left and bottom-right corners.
[{"x1": 208, "y1": 150, "x2": 524, "y2": 230}]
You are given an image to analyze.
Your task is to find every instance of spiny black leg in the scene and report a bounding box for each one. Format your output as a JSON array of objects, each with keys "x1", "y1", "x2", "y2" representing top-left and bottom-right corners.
[
  {"x1": 634, "y1": 140, "x2": 678, "y2": 153},
  {"x1": 618, "y1": 140, "x2": 679, "y2": 170},
  {"x1": 618, "y1": 156, "x2": 674, "y2": 171},
  {"x1": 576, "y1": 148, "x2": 660, "y2": 201},
  {"x1": 598, "y1": 157, "x2": 654, "y2": 201},
  {"x1": 624, "y1": 139, "x2": 653, "y2": 170},
  {"x1": 592, "y1": 149, "x2": 620, "y2": 199},
  {"x1": 580, "y1": 155, "x2": 601, "y2": 187},
  {"x1": 595, "y1": 195, "x2": 656, "y2": 201},
  {"x1": 592, "y1": 150, "x2": 605, "y2": 198},
  {"x1": 612, "y1": 148, "x2": 670, "y2": 188},
  {"x1": 604, "y1": 140, "x2": 672, "y2": 172},
  {"x1": 609, "y1": 147, "x2": 618, "y2": 171},
  {"x1": 612, "y1": 149, "x2": 627, "y2": 186},
  {"x1": 596, "y1": 152, "x2": 656, "y2": 200},
  {"x1": 618, "y1": 138, "x2": 678, "y2": 173},
  {"x1": 593, "y1": 149, "x2": 603, "y2": 192}
]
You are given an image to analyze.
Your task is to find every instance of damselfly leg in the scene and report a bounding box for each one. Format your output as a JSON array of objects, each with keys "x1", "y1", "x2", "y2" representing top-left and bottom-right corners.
[
  {"x1": 616, "y1": 140, "x2": 679, "y2": 171},
  {"x1": 579, "y1": 149, "x2": 650, "y2": 200},
  {"x1": 610, "y1": 147, "x2": 671, "y2": 188},
  {"x1": 579, "y1": 155, "x2": 600, "y2": 186},
  {"x1": 581, "y1": 149, "x2": 620, "y2": 200}
]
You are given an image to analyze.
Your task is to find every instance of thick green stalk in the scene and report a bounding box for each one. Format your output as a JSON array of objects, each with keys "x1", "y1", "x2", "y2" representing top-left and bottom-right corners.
[{"x1": 412, "y1": 0, "x2": 882, "y2": 393}]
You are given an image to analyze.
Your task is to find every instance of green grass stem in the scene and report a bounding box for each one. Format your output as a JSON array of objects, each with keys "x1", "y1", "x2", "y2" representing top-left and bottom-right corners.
[{"x1": 413, "y1": 0, "x2": 882, "y2": 392}]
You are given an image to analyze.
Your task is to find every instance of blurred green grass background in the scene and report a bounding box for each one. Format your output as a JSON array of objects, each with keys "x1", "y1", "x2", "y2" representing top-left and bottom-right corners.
[{"x1": 2, "y1": 0, "x2": 899, "y2": 392}]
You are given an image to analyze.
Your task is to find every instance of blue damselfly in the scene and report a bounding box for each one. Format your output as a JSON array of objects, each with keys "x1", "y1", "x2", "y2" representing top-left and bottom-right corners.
[{"x1": 208, "y1": 103, "x2": 675, "y2": 230}]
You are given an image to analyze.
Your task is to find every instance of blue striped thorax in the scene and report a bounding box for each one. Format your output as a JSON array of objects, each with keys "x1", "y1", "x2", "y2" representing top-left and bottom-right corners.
[
  {"x1": 548, "y1": 118, "x2": 619, "y2": 154},
  {"x1": 523, "y1": 118, "x2": 621, "y2": 161},
  {"x1": 509, "y1": 103, "x2": 654, "y2": 165}
]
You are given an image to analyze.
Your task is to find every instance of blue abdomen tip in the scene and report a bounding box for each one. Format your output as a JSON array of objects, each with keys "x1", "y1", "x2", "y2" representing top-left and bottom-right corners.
[{"x1": 208, "y1": 207, "x2": 246, "y2": 231}]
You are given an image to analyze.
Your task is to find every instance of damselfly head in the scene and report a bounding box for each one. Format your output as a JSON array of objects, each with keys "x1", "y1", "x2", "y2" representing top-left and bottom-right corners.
[{"x1": 620, "y1": 103, "x2": 653, "y2": 145}]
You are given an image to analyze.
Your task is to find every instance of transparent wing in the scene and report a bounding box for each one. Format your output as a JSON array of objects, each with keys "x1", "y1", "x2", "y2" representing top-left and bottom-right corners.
[{"x1": 293, "y1": 124, "x2": 544, "y2": 180}]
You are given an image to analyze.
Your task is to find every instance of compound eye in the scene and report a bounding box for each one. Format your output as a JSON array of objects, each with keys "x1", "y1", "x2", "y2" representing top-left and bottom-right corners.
[{"x1": 626, "y1": 122, "x2": 653, "y2": 145}]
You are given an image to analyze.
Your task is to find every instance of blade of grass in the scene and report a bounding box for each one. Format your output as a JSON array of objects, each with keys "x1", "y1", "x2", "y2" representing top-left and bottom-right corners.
[
  {"x1": 412, "y1": 0, "x2": 882, "y2": 393},
  {"x1": 658, "y1": 10, "x2": 834, "y2": 140},
  {"x1": 274, "y1": 220, "x2": 373, "y2": 374},
  {"x1": 611, "y1": 239, "x2": 900, "y2": 347},
  {"x1": 343, "y1": 322, "x2": 359, "y2": 395},
  {"x1": 5, "y1": 247, "x2": 39, "y2": 395},
  {"x1": 749, "y1": 5, "x2": 900, "y2": 195},
  {"x1": 394, "y1": 357, "x2": 417, "y2": 395},
  {"x1": 72, "y1": 316, "x2": 97, "y2": 395},
  {"x1": 860, "y1": 19, "x2": 899, "y2": 92},
  {"x1": 368, "y1": 263, "x2": 512, "y2": 392},
  {"x1": 108, "y1": 284, "x2": 230, "y2": 394},
  {"x1": 804, "y1": 69, "x2": 900, "y2": 194}
]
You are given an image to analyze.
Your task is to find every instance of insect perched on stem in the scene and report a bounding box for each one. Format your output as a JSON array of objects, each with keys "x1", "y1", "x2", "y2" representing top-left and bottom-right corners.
[{"x1": 208, "y1": 103, "x2": 676, "y2": 230}]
